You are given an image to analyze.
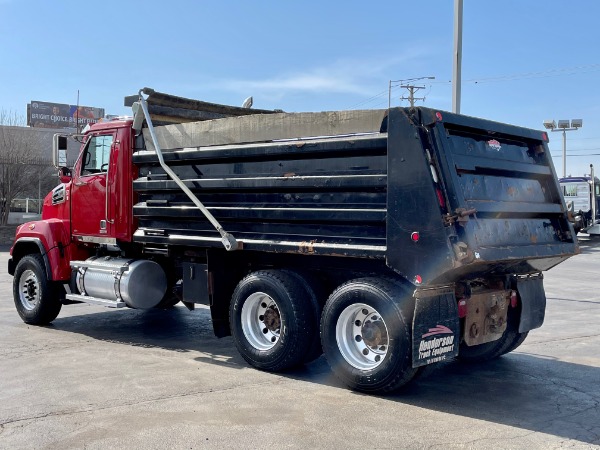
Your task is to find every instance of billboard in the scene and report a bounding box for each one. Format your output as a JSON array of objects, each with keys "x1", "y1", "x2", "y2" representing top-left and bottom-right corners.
[{"x1": 28, "y1": 101, "x2": 105, "y2": 129}]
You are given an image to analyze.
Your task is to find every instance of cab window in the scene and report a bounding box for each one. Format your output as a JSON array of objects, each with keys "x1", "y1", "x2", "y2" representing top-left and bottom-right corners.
[{"x1": 81, "y1": 135, "x2": 113, "y2": 176}]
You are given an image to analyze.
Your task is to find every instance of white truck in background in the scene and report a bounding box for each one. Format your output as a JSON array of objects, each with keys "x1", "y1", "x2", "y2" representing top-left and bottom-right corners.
[{"x1": 560, "y1": 164, "x2": 600, "y2": 236}]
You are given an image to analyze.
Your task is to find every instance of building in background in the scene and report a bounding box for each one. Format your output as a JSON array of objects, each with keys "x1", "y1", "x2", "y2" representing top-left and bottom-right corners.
[{"x1": 0, "y1": 124, "x2": 81, "y2": 223}]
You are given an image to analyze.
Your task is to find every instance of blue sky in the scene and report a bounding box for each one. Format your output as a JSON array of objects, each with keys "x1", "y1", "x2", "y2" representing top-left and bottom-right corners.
[{"x1": 1, "y1": 0, "x2": 599, "y2": 177}]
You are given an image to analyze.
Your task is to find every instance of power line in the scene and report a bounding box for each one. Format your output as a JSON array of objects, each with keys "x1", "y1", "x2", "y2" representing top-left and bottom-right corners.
[
  {"x1": 558, "y1": 136, "x2": 600, "y2": 141},
  {"x1": 428, "y1": 63, "x2": 600, "y2": 85},
  {"x1": 349, "y1": 62, "x2": 600, "y2": 111},
  {"x1": 466, "y1": 63, "x2": 600, "y2": 84},
  {"x1": 347, "y1": 89, "x2": 389, "y2": 109},
  {"x1": 551, "y1": 153, "x2": 600, "y2": 157},
  {"x1": 549, "y1": 147, "x2": 600, "y2": 152}
]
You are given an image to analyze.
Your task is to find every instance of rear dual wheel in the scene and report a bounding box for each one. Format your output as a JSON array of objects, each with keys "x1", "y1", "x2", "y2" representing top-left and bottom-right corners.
[
  {"x1": 229, "y1": 270, "x2": 321, "y2": 372},
  {"x1": 320, "y1": 278, "x2": 417, "y2": 394}
]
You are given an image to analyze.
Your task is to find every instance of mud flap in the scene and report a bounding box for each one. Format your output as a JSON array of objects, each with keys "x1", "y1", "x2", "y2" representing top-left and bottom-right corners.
[
  {"x1": 517, "y1": 275, "x2": 546, "y2": 333},
  {"x1": 412, "y1": 286, "x2": 460, "y2": 368}
]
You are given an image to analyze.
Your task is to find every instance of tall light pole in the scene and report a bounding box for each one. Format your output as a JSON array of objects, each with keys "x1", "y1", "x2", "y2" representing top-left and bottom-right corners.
[
  {"x1": 452, "y1": 0, "x2": 463, "y2": 113},
  {"x1": 543, "y1": 119, "x2": 583, "y2": 178}
]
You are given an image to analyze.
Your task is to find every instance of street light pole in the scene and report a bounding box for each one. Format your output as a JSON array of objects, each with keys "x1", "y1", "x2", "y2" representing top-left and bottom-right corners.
[
  {"x1": 543, "y1": 119, "x2": 583, "y2": 178},
  {"x1": 452, "y1": 0, "x2": 463, "y2": 113},
  {"x1": 562, "y1": 129, "x2": 567, "y2": 179}
]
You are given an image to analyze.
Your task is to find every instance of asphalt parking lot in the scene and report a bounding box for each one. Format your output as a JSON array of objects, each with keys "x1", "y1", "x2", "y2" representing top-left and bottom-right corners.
[{"x1": 1, "y1": 241, "x2": 599, "y2": 449}]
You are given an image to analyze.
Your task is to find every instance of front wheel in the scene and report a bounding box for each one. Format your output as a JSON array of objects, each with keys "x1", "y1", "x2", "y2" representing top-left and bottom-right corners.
[
  {"x1": 320, "y1": 278, "x2": 417, "y2": 394},
  {"x1": 13, "y1": 254, "x2": 62, "y2": 325}
]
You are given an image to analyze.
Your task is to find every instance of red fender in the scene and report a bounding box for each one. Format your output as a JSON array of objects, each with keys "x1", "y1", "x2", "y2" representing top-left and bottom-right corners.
[{"x1": 11, "y1": 219, "x2": 88, "y2": 281}]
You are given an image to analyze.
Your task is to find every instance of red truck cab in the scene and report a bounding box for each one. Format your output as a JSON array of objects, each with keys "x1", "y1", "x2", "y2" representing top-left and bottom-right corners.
[{"x1": 9, "y1": 119, "x2": 136, "y2": 282}]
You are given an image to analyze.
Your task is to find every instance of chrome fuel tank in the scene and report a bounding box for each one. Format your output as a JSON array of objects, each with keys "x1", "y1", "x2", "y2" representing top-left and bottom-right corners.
[{"x1": 76, "y1": 256, "x2": 167, "y2": 309}]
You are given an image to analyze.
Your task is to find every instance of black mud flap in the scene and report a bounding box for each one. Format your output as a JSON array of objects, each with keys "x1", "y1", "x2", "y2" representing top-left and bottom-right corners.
[
  {"x1": 516, "y1": 275, "x2": 546, "y2": 333},
  {"x1": 412, "y1": 286, "x2": 460, "y2": 368}
]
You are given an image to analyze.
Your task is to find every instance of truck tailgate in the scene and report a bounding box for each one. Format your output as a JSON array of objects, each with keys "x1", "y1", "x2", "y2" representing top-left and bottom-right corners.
[{"x1": 386, "y1": 108, "x2": 578, "y2": 285}]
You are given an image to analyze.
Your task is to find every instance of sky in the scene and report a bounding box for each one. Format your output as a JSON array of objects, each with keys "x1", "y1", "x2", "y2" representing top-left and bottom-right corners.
[{"x1": 1, "y1": 0, "x2": 599, "y2": 178}]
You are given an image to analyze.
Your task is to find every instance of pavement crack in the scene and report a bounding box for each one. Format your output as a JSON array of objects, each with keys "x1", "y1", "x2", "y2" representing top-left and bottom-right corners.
[
  {"x1": 504, "y1": 367, "x2": 600, "y2": 425},
  {"x1": 0, "y1": 378, "x2": 285, "y2": 428},
  {"x1": 0, "y1": 339, "x2": 96, "y2": 360},
  {"x1": 521, "y1": 333, "x2": 600, "y2": 345},
  {"x1": 429, "y1": 429, "x2": 539, "y2": 449}
]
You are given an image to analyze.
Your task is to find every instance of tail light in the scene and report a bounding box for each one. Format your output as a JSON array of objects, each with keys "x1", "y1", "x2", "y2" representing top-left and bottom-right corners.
[
  {"x1": 458, "y1": 299, "x2": 467, "y2": 318},
  {"x1": 436, "y1": 188, "x2": 446, "y2": 209},
  {"x1": 510, "y1": 290, "x2": 518, "y2": 308}
]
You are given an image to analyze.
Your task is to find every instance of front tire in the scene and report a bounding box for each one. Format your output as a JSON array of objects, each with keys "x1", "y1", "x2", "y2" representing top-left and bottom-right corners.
[
  {"x1": 13, "y1": 254, "x2": 62, "y2": 325},
  {"x1": 320, "y1": 278, "x2": 417, "y2": 394},
  {"x1": 230, "y1": 270, "x2": 317, "y2": 372}
]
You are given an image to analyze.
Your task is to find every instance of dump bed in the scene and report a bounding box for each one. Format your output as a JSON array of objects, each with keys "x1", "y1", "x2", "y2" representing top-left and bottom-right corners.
[{"x1": 132, "y1": 106, "x2": 577, "y2": 285}]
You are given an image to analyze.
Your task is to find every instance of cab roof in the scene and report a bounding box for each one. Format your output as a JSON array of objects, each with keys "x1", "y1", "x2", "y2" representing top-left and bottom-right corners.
[{"x1": 85, "y1": 117, "x2": 133, "y2": 133}]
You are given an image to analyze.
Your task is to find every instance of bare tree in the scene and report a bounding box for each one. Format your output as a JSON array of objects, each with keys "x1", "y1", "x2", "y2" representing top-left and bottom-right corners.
[{"x1": 0, "y1": 110, "x2": 56, "y2": 224}]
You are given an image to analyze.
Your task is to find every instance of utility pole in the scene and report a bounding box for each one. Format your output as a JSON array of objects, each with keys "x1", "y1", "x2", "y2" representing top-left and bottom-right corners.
[
  {"x1": 400, "y1": 84, "x2": 427, "y2": 108},
  {"x1": 388, "y1": 77, "x2": 435, "y2": 109},
  {"x1": 453, "y1": 0, "x2": 463, "y2": 113}
]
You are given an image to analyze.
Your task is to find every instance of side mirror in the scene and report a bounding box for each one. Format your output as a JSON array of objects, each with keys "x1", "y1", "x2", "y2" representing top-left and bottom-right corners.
[
  {"x1": 58, "y1": 166, "x2": 72, "y2": 184},
  {"x1": 52, "y1": 134, "x2": 68, "y2": 168}
]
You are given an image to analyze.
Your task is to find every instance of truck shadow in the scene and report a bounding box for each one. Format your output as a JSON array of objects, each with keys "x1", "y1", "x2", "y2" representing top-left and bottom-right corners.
[
  {"x1": 392, "y1": 355, "x2": 599, "y2": 445},
  {"x1": 290, "y1": 354, "x2": 600, "y2": 445},
  {"x1": 50, "y1": 305, "x2": 600, "y2": 445},
  {"x1": 51, "y1": 305, "x2": 247, "y2": 368}
]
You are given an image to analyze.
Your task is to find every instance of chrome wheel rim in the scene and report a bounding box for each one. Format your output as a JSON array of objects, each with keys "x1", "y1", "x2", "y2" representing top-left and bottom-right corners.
[
  {"x1": 241, "y1": 292, "x2": 281, "y2": 351},
  {"x1": 336, "y1": 303, "x2": 389, "y2": 370},
  {"x1": 18, "y1": 269, "x2": 40, "y2": 311}
]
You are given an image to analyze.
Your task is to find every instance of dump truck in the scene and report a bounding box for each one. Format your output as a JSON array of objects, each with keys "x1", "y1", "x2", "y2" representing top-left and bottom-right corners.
[{"x1": 8, "y1": 88, "x2": 578, "y2": 394}]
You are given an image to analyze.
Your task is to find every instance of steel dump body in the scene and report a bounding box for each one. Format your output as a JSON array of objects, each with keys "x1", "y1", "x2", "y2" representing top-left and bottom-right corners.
[{"x1": 132, "y1": 106, "x2": 577, "y2": 286}]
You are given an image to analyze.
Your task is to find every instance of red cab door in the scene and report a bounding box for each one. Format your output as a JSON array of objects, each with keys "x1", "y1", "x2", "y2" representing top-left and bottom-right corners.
[{"x1": 71, "y1": 132, "x2": 116, "y2": 240}]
